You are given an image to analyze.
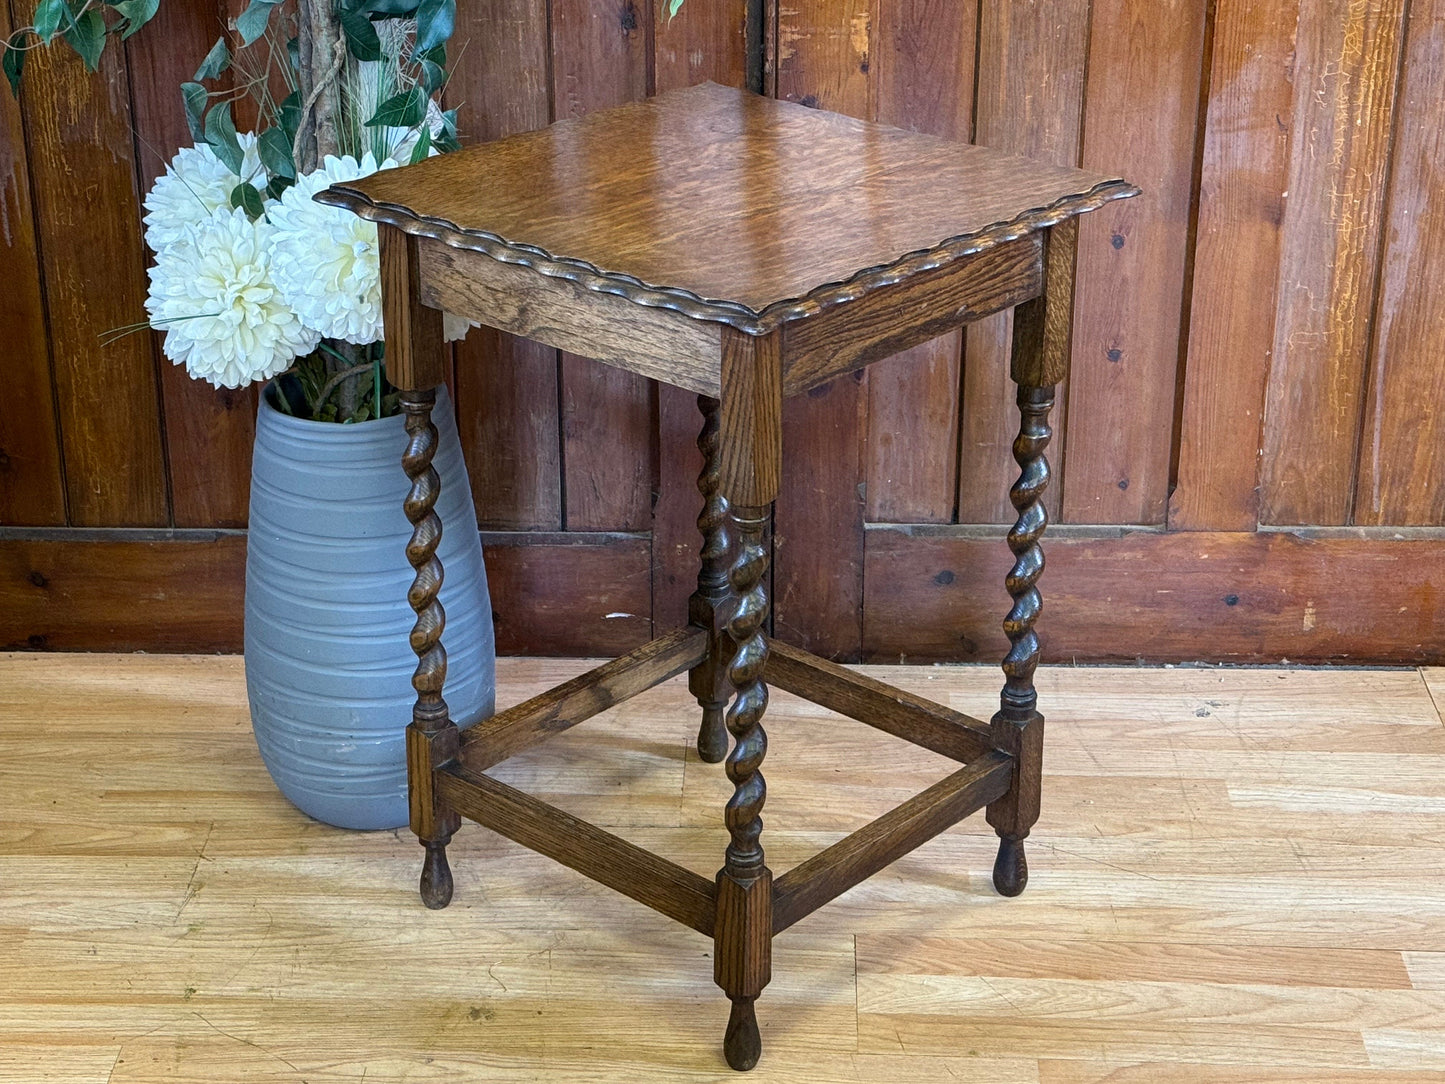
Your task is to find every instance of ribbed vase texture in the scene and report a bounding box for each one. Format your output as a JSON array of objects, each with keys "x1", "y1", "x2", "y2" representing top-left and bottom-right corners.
[{"x1": 244, "y1": 384, "x2": 494, "y2": 830}]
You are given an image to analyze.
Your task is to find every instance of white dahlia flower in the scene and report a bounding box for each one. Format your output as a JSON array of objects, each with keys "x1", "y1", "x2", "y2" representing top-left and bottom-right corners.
[
  {"x1": 142, "y1": 134, "x2": 266, "y2": 252},
  {"x1": 267, "y1": 153, "x2": 397, "y2": 345},
  {"x1": 145, "y1": 206, "x2": 319, "y2": 389}
]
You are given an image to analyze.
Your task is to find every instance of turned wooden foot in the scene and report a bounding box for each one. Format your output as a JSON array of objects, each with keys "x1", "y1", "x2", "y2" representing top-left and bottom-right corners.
[
  {"x1": 724, "y1": 996, "x2": 761, "y2": 1071},
  {"x1": 420, "y1": 839, "x2": 454, "y2": 909},
  {"x1": 993, "y1": 834, "x2": 1028, "y2": 897},
  {"x1": 697, "y1": 703, "x2": 729, "y2": 763}
]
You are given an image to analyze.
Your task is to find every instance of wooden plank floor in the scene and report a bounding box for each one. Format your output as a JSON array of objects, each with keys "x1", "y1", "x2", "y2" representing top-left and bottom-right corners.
[{"x1": 2, "y1": 654, "x2": 1445, "y2": 1082}]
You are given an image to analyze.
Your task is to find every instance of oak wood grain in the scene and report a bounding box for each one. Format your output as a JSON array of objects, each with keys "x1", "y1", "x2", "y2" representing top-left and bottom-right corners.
[
  {"x1": 438, "y1": 761, "x2": 719, "y2": 935},
  {"x1": 717, "y1": 327, "x2": 782, "y2": 507},
  {"x1": 772, "y1": 752, "x2": 1013, "y2": 933},
  {"x1": 764, "y1": 637, "x2": 995, "y2": 763},
  {"x1": 323, "y1": 84, "x2": 1129, "y2": 327},
  {"x1": 380, "y1": 226, "x2": 447, "y2": 390},
  {"x1": 420, "y1": 245, "x2": 723, "y2": 394},
  {"x1": 780, "y1": 236, "x2": 1042, "y2": 396},
  {"x1": 457, "y1": 628, "x2": 706, "y2": 771}
]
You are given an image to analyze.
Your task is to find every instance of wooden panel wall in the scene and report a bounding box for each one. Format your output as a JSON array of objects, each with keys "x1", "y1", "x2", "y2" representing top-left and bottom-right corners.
[{"x1": 2, "y1": 0, "x2": 1443, "y2": 664}]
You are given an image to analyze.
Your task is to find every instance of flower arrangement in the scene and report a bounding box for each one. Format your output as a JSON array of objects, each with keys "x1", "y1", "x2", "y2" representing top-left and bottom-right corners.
[{"x1": 6, "y1": 0, "x2": 466, "y2": 423}]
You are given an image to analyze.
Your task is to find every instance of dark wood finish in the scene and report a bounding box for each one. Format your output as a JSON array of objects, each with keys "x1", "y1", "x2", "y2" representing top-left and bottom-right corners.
[
  {"x1": 1354, "y1": 0, "x2": 1445, "y2": 527},
  {"x1": 16, "y1": 3, "x2": 168, "y2": 527},
  {"x1": 0, "y1": 1, "x2": 65, "y2": 527},
  {"x1": 780, "y1": 236, "x2": 1043, "y2": 396},
  {"x1": 1169, "y1": 0, "x2": 1299, "y2": 532},
  {"x1": 986, "y1": 380, "x2": 1055, "y2": 896},
  {"x1": 437, "y1": 762, "x2": 719, "y2": 936},
  {"x1": 1258, "y1": 0, "x2": 1408, "y2": 526},
  {"x1": 763, "y1": 638, "x2": 994, "y2": 763},
  {"x1": 319, "y1": 84, "x2": 1131, "y2": 332},
  {"x1": 1063, "y1": 0, "x2": 1206, "y2": 525},
  {"x1": 420, "y1": 244, "x2": 723, "y2": 393},
  {"x1": 381, "y1": 228, "x2": 449, "y2": 391},
  {"x1": 715, "y1": 492, "x2": 774, "y2": 1069},
  {"x1": 400, "y1": 387, "x2": 461, "y2": 908},
  {"x1": 1009, "y1": 223, "x2": 1077, "y2": 388},
  {"x1": 771, "y1": 752, "x2": 1013, "y2": 933},
  {"x1": 717, "y1": 329, "x2": 783, "y2": 507},
  {"x1": 457, "y1": 628, "x2": 706, "y2": 772},
  {"x1": 688, "y1": 396, "x2": 733, "y2": 764}
]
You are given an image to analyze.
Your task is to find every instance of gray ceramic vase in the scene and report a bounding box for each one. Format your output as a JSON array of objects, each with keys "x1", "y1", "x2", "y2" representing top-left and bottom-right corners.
[{"x1": 244, "y1": 383, "x2": 494, "y2": 830}]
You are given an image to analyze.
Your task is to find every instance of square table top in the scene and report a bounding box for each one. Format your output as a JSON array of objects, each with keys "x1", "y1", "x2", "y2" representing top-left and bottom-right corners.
[{"x1": 320, "y1": 82, "x2": 1135, "y2": 331}]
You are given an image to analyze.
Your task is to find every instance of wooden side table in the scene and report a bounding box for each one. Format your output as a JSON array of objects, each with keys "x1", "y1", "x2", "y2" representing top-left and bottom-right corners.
[{"x1": 320, "y1": 83, "x2": 1137, "y2": 1071}]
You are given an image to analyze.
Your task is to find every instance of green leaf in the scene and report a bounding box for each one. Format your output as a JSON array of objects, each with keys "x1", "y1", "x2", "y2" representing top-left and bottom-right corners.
[
  {"x1": 408, "y1": 123, "x2": 431, "y2": 164},
  {"x1": 364, "y1": 85, "x2": 425, "y2": 128},
  {"x1": 234, "y1": 0, "x2": 278, "y2": 46},
  {"x1": 112, "y1": 0, "x2": 160, "y2": 38},
  {"x1": 180, "y1": 81, "x2": 207, "y2": 142},
  {"x1": 193, "y1": 36, "x2": 229, "y2": 81},
  {"x1": 277, "y1": 90, "x2": 301, "y2": 142},
  {"x1": 3, "y1": 31, "x2": 26, "y2": 97},
  {"x1": 258, "y1": 126, "x2": 295, "y2": 179},
  {"x1": 230, "y1": 180, "x2": 265, "y2": 220},
  {"x1": 667, "y1": 0, "x2": 685, "y2": 16},
  {"x1": 33, "y1": 0, "x2": 66, "y2": 44},
  {"x1": 338, "y1": 7, "x2": 380, "y2": 61},
  {"x1": 265, "y1": 173, "x2": 293, "y2": 201},
  {"x1": 62, "y1": 8, "x2": 106, "y2": 72},
  {"x1": 413, "y1": 0, "x2": 454, "y2": 57},
  {"x1": 204, "y1": 100, "x2": 244, "y2": 174}
]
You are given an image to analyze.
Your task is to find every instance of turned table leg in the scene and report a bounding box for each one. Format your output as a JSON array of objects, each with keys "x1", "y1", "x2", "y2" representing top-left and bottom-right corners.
[
  {"x1": 716, "y1": 502, "x2": 771, "y2": 1071},
  {"x1": 689, "y1": 395, "x2": 733, "y2": 764},
  {"x1": 986, "y1": 383, "x2": 1052, "y2": 897},
  {"x1": 401, "y1": 388, "x2": 461, "y2": 909}
]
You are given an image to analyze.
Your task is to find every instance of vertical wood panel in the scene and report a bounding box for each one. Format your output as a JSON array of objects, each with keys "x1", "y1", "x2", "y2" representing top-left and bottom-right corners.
[
  {"x1": 1355, "y1": 0, "x2": 1445, "y2": 525},
  {"x1": 0, "y1": 0, "x2": 65, "y2": 525},
  {"x1": 863, "y1": 0, "x2": 975, "y2": 525},
  {"x1": 129, "y1": 1, "x2": 256, "y2": 529},
  {"x1": 13, "y1": 0, "x2": 168, "y2": 526},
  {"x1": 449, "y1": 0, "x2": 562, "y2": 530},
  {"x1": 552, "y1": 0, "x2": 655, "y2": 533},
  {"x1": 957, "y1": 0, "x2": 1090, "y2": 524},
  {"x1": 772, "y1": 0, "x2": 873, "y2": 658},
  {"x1": 1063, "y1": 0, "x2": 1207, "y2": 525},
  {"x1": 1170, "y1": 0, "x2": 1300, "y2": 531},
  {"x1": 652, "y1": 1, "x2": 752, "y2": 629},
  {"x1": 1258, "y1": 0, "x2": 1408, "y2": 526}
]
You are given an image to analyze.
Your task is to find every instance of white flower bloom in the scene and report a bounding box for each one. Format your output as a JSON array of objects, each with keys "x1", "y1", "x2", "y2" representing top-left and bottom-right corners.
[
  {"x1": 267, "y1": 153, "x2": 399, "y2": 345},
  {"x1": 142, "y1": 134, "x2": 266, "y2": 252},
  {"x1": 145, "y1": 206, "x2": 319, "y2": 389}
]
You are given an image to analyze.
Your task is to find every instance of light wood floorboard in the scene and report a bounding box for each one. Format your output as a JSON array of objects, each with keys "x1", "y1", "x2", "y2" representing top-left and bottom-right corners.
[{"x1": 1, "y1": 654, "x2": 1444, "y2": 1081}]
